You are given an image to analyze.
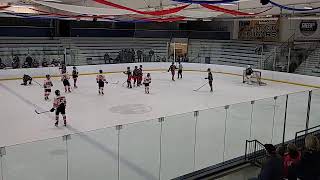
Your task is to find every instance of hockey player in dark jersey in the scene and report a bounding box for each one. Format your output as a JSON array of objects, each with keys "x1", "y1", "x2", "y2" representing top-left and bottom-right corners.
[
  {"x1": 61, "y1": 72, "x2": 71, "y2": 93},
  {"x1": 133, "y1": 66, "x2": 139, "y2": 87},
  {"x1": 168, "y1": 62, "x2": 177, "y2": 81},
  {"x1": 72, "y1": 66, "x2": 79, "y2": 88},
  {"x1": 205, "y1": 68, "x2": 214, "y2": 92},
  {"x1": 123, "y1": 67, "x2": 132, "y2": 88},
  {"x1": 96, "y1": 70, "x2": 108, "y2": 95},
  {"x1": 21, "y1": 74, "x2": 32, "y2": 85},
  {"x1": 43, "y1": 74, "x2": 53, "y2": 100},
  {"x1": 50, "y1": 90, "x2": 67, "y2": 127},
  {"x1": 137, "y1": 65, "x2": 143, "y2": 86}
]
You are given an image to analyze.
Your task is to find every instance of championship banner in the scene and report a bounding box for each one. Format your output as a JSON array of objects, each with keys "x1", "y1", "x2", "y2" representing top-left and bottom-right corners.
[
  {"x1": 238, "y1": 19, "x2": 279, "y2": 41},
  {"x1": 295, "y1": 20, "x2": 320, "y2": 40}
]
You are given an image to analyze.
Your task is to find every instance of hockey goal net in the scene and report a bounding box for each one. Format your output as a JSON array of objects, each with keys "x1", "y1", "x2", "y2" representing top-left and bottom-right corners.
[{"x1": 242, "y1": 70, "x2": 265, "y2": 85}]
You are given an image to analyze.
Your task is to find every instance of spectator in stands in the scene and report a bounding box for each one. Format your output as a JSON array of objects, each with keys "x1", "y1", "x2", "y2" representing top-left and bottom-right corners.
[
  {"x1": 131, "y1": 49, "x2": 135, "y2": 62},
  {"x1": 0, "y1": 58, "x2": 6, "y2": 69},
  {"x1": 284, "y1": 143, "x2": 301, "y2": 180},
  {"x1": 297, "y1": 135, "x2": 320, "y2": 180},
  {"x1": 276, "y1": 145, "x2": 286, "y2": 157},
  {"x1": 149, "y1": 49, "x2": 155, "y2": 62},
  {"x1": 249, "y1": 144, "x2": 284, "y2": 180},
  {"x1": 42, "y1": 58, "x2": 48, "y2": 67},
  {"x1": 51, "y1": 59, "x2": 60, "y2": 67},
  {"x1": 32, "y1": 59, "x2": 39, "y2": 68},
  {"x1": 137, "y1": 50, "x2": 142, "y2": 62},
  {"x1": 104, "y1": 53, "x2": 110, "y2": 64},
  {"x1": 12, "y1": 55, "x2": 20, "y2": 69},
  {"x1": 25, "y1": 55, "x2": 33, "y2": 68}
]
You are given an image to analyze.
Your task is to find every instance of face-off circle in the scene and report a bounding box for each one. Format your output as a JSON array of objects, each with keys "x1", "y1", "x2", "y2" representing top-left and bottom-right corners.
[{"x1": 109, "y1": 104, "x2": 152, "y2": 115}]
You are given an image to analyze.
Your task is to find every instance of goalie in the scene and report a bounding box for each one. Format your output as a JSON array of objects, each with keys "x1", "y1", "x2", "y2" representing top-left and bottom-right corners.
[{"x1": 244, "y1": 65, "x2": 254, "y2": 85}]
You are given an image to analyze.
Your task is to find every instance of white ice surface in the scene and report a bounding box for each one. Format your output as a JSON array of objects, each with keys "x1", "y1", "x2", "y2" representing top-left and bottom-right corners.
[
  {"x1": 0, "y1": 71, "x2": 318, "y2": 180},
  {"x1": 0, "y1": 71, "x2": 311, "y2": 147}
]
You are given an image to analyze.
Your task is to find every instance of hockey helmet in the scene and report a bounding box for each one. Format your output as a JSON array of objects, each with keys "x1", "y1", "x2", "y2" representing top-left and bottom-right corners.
[{"x1": 55, "y1": 90, "x2": 60, "y2": 96}]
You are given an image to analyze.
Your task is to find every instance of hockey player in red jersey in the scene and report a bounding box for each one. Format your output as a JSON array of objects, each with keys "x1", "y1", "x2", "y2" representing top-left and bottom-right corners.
[
  {"x1": 137, "y1": 65, "x2": 143, "y2": 86},
  {"x1": 123, "y1": 67, "x2": 132, "y2": 88},
  {"x1": 96, "y1": 70, "x2": 108, "y2": 95},
  {"x1": 61, "y1": 72, "x2": 71, "y2": 93},
  {"x1": 168, "y1": 62, "x2": 177, "y2": 81},
  {"x1": 133, "y1": 66, "x2": 139, "y2": 87},
  {"x1": 43, "y1": 74, "x2": 53, "y2": 100},
  {"x1": 50, "y1": 90, "x2": 67, "y2": 127}
]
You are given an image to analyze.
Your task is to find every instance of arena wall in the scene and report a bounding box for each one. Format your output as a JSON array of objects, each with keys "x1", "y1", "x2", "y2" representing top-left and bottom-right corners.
[{"x1": 0, "y1": 63, "x2": 319, "y2": 88}]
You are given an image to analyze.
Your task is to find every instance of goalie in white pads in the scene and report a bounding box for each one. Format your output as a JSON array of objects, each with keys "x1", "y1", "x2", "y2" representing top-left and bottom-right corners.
[
  {"x1": 50, "y1": 90, "x2": 67, "y2": 127},
  {"x1": 43, "y1": 74, "x2": 53, "y2": 100},
  {"x1": 244, "y1": 65, "x2": 254, "y2": 85}
]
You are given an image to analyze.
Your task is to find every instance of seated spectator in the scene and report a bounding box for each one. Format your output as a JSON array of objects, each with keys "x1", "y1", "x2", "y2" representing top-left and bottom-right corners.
[
  {"x1": 12, "y1": 55, "x2": 20, "y2": 69},
  {"x1": 284, "y1": 143, "x2": 301, "y2": 180},
  {"x1": 25, "y1": 55, "x2": 33, "y2": 67},
  {"x1": 277, "y1": 145, "x2": 286, "y2": 157},
  {"x1": 0, "y1": 58, "x2": 6, "y2": 69},
  {"x1": 249, "y1": 144, "x2": 284, "y2": 180},
  {"x1": 42, "y1": 58, "x2": 48, "y2": 67},
  {"x1": 32, "y1": 59, "x2": 39, "y2": 68},
  {"x1": 51, "y1": 59, "x2": 60, "y2": 67},
  {"x1": 297, "y1": 134, "x2": 320, "y2": 180}
]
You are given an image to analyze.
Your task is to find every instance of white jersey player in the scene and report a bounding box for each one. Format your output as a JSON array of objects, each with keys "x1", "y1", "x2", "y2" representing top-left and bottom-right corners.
[
  {"x1": 96, "y1": 70, "x2": 107, "y2": 95},
  {"x1": 43, "y1": 74, "x2": 53, "y2": 100},
  {"x1": 143, "y1": 73, "x2": 151, "y2": 94},
  {"x1": 50, "y1": 90, "x2": 67, "y2": 127}
]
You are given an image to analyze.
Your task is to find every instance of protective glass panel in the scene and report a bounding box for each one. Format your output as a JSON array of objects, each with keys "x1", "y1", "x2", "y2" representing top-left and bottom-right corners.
[
  {"x1": 272, "y1": 95, "x2": 287, "y2": 144},
  {"x1": 195, "y1": 107, "x2": 226, "y2": 170},
  {"x1": 224, "y1": 102, "x2": 252, "y2": 161},
  {"x1": 68, "y1": 128, "x2": 118, "y2": 180},
  {"x1": 285, "y1": 91, "x2": 309, "y2": 141},
  {"x1": 160, "y1": 112, "x2": 196, "y2": 180},
  {"x1": 2, "y1": 137, "x2": 67, "y2": 180},
  {"x1": 309, "y1": 89, "x2": 320, "y2": 128},
  {"x1": 120, "y1": 119, "x2": 160, "y2": 180},
  {"x1": 251, "y1": 97, "x2": 276, "y2": 144}
]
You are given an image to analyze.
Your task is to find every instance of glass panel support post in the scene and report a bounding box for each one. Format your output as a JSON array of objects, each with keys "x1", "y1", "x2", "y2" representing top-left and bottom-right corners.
[
  {"x1": 282, "y1": 95, "x2": 289, "y2": 144},
  {"x1": 305, "y1": 90, "x2": 312, "y2": 134}
]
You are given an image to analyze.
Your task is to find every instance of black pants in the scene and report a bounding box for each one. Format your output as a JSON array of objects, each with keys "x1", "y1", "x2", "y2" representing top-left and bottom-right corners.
[{"x1": 178, "y1": 70, "x2": 182, "y2": 78}]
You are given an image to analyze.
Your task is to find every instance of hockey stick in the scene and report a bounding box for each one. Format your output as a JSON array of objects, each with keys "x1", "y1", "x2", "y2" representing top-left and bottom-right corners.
[
  {"x1": 110, "y1": 81, "x2": 119, "y2": 84},
  {"x1": 193, "y1": 82, "x2": 208, "y2": 91},
  {"x1": 33, "y1": 80, "x2": 42, "y2": 87},
  {"x1": 35, "y1": 109, "x2": 51, "y2": 114}
]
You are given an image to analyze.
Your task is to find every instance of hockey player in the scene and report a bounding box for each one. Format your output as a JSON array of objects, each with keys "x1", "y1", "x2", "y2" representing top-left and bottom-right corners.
[
  {"x1": 21, "y1": 74, "x2": 32, "y2": 85},
  {"x1": 50, "y1": 90, "x2": 67, "y2": 127},
  {"x1": 244, "y1": 65, "x2": 254, "y2": 85},
  {"x1": 72, "y1": 66, "x2": 79, "y2": 88},
  {"x1": 61, "y1": 72, "x2": 71, "y2": 93},
  {"x1": 43, "y1": 74, "x2": 53, "y2": 100},
  {"x1": 178, "y1": 62, "x2": 183, "y2": 79},
  {"x1": 96, "y1": 70, "x2": 108, "y2": 95},
  {"x1": 123, "y1": 67, "x2": 132, "y2": 88},
  {"x1": 168, "y1": 62, "x2": 177, "y2": 81},
  {"x1": 205, "y1": 68, "x2": 213, "y2": 92},
  {"x1": 143, "y1": 73, "x2": 151, "y2": 94},
  {"x1": 133, "y1": 66, "x2": 139, "y2": 87},
  {"x1": 138, "y1": 65, "x2": 143, "y2": 86}
]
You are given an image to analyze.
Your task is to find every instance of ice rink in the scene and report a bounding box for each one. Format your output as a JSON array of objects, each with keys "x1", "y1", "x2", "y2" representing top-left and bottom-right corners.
[
  {"x1": 0, "y1": 70, "x2": 318, "y2": 180},
  {"x1": 0, "y1": 71, "x2": 311, "y2": 147}
]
